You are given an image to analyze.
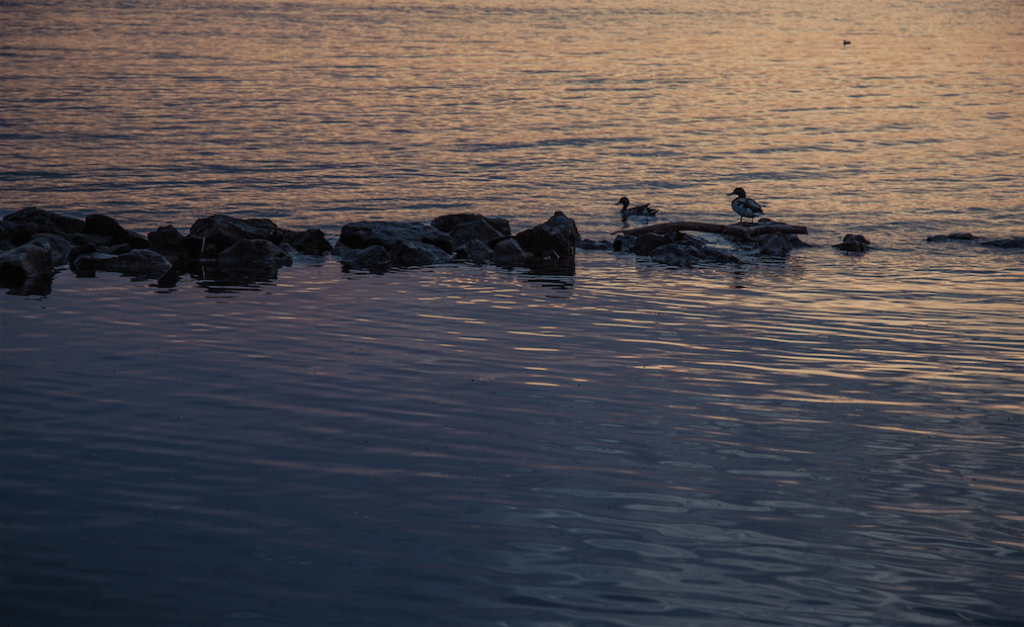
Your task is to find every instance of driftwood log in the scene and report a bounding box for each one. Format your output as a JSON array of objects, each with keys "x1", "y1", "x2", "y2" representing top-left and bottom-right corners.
[{"x1": 618, "y1": 221, "x2": 808, "y2": 240}]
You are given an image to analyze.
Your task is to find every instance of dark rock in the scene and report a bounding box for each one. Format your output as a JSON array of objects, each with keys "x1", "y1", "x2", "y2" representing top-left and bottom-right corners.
[
  {"x1": 757, "y1": 232, "x2": 795, "y2": 256},
  {"x1": 189, "y1": 215, "x2": 285, "y2": 257},
  {"x1": 648, "y1": 241, "x2": 740, "y2": 266},
  {"x1": 83, "y1": 214, "x2": 149, "y2": 249},
  {"x1": 1, "y1": 207, "x2": 85, "y2": 245},
  {"x1": 927, "y1": 233, "x2": 975, "y2": 242},
  {"x1": 338, "y1": 221, "x2": 453, "y2": 254},
  {"x1": 148, "y1": 225, "x2": 190, "y2": 266},
  {"x1": 431, "y1": 213, "x2": 511, "y2": 237},
  {"x1": 579, "y1": 239, "x2": 613, "y2": 251},
  {"x1": 834, "y1": 234, "x2": 871, "y2": 253},
  {"x1": 282, "y1": 228, "x2": 332, "y2": 255},
  {"x1": 514, "y1": 211, "x2": 580, "y2": 260},
  {"x1": 218, "y1": 239, "x2": 292, "y2": 267},
  {"x1": 0, "y1": 242, "x2": 54, "y2": 286},
  {"x1": 631, "y1": 232, "x2": 674, "y2": 256},
  {"x1": 447, "y1": 219, "x2": 506, "y2": 250},
  {"x1": 980, "y1": 237, "x2": 1024, "y2": 249},
  {"x1": 613, "y1": 234, "x2": 637, "y2": 252},
  {"x1": 466, "y1": 240, "x2": 492, "y2": 264},
  {"x1": 492, "y1": 237, "x2": 527, "y2": 266},
  {"x1": 342, "y1": 245, "x2": 391, "y2": 271},
  {"x1": 104, "y1": 243, "x2": 132, "y2": 256},
  {"x1": 72, "y1": 249, "x2": 172, "y2": 278},
  {"x1": 68, "y1": 243, "x2": 97, "y2": 265},
  {"x1": 25, "y1": 233, "x2": 73, "y2": 266},
  {"x1": 393, "y1": 241, "x2": 452, "y2": 266}
]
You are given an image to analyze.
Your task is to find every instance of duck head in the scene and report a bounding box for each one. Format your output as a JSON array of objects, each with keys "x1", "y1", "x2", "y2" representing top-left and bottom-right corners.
[
  {"x1": 729, "y1": 187, "x2": 747, "y2": 198},
  {"x1": 616, "y1": 197, "x2": 630, "y2": 209}
]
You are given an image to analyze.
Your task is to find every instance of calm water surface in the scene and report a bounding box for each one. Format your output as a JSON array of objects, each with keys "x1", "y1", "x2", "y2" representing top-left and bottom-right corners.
[{"x1": 2, "y1": 0, "x2": 1022, "y2": 625}]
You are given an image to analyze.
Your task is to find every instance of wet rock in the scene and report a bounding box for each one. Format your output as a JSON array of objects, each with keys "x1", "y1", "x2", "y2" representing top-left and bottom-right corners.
[
  {"x1": 756, "y1": 231, "x2": 796, "y2": 256},
  {"x1": 492, "y1": 237, "x2": 527, "y2": 266},
  {"x1": 980, "y1": 237, "x2": 1024, "y2": 249},
  {"x1": 648, "y1": 236, "x2": 740, "y2": 266},
  {"x1": 218, "y1": 239, "x2": 292, "y2": 268},
  {"x1": 431, "y1": 213, "x2": 511, "y2": 237},
  {"x1": 834, "y1": 234, "x2": 871, "y2": 253},
  {"x1": 579, "y1": 239, "x2": 613, "y2": 251},
  {"x1": 613, "y1": 234, "x2": 637, "y2": 252},
  {"x1": 1, "y1": 207, "x2": 85, "y2": 245},
  {"x1": 72, "y1": 249, "x2": 173, "y2": 278},
  {"x1": 24, "y1": 233, "x2": 73, "y2": 266},
  {"x1": 83, "y1": 214, "x2": 149, "y2": 249},
  {"x1": 340, "y1": 244, "x2": 391, "y2": 271},
  {"x1": 447, "y1": 219, "x2": 506, "y2": 250},
  {"x1": 147, "y1": 225, "x2": 190, "y2": 266},
  {"x1": 189, "y1": 214, "x2": 285, "y2": 257},
  {"x1": 282, "y1": 228, "x2": 332, "y2": 255},
  {"x1": 338, "y1": 221, "x2": 454, "y2": 254},
  {"x1": 0, "y1": 241, "x2": 54, "y2": 287},
  {"x1": 393, "y1": 241, "x2": 452, "y2": 266},
  {"x1": 927, "y1": 233, "x2": 975, "y2": 242},
  {"x1": 630, "y1": 232, "x2": 674, "y2": 256},
  {"x1": 514, "y1": 211, "x2": 580, "y2": 261},
  {"x1": 466, "y1": 239, "x2": 493, "y2": 264}
]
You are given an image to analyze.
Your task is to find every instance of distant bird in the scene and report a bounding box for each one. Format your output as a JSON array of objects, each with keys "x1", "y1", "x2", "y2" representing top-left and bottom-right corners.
[
  {"x1": 616, "y1": 196, "x2": 658, "y2": 219},
  {"x1": 728, "y1": 187, "x2": 764, "y2": 224},
  {"x1": 843, "y1": 40, "x2": 851, "y2": 45}
]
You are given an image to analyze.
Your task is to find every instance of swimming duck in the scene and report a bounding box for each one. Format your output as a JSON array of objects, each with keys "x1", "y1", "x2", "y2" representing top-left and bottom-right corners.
[
  {"x1": 617, "y1": 197, "x2": 658, "y2": 218},
  {"x1": 728, "y1": 188, "x2": 764, "y2": 224}
]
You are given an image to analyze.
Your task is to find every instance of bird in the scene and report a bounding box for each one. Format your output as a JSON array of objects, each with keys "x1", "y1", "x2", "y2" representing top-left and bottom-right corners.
[
  {"x1": 728, "y1": 188, "x2": 765, "y2": 224},
  {"x1": 843, "y1": 40, "x2": 851, "y2": 45},
  {"x1": 616, "y1": 196, "x2": 658, "y2": 219}
]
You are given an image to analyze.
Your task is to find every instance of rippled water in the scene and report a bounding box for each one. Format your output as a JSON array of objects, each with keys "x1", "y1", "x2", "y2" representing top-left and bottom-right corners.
[{"x1": 2, "y1": 0, "x2": 1023, "y2": 625}]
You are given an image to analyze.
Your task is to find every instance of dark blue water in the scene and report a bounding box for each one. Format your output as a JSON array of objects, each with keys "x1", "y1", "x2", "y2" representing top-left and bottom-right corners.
[{"x1": 2, "y1": 0, "x2": 1022, "y2": 625}]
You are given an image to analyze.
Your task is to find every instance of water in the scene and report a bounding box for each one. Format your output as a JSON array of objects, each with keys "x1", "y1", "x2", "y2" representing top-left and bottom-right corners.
[{"x1": 1, "y1": 0, "x2": 1022, "y2": 625}]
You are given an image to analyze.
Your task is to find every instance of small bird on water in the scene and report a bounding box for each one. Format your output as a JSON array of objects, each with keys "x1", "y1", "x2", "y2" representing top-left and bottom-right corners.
[
  {"x1": 728, "y1": 187, "x2": 764, "y2": 224},
  {"x1": 617, "y1": 196, "x2": 658, "y2": 219}
]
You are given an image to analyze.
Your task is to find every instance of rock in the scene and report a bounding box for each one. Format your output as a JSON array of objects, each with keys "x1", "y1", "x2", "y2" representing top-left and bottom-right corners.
[
  {"x1": 147, "y1": 225, "x2": 190, "y2": 266},
  {"x1": 834, "y1": 234, "x2": 870, "y2": 253},
  {"x1": 492, "y1": 237, "x2": 527, "y2": 266},
  {"x1": 927, "y1": 233, "x2": 975, "y2": 242},
  {"x1": 447, "y1": 219, "x2": 506, "y2": 250},
  {"x1": 613, "y1": 234, "x2": 637, "y2": 252},
  {"x1": 631, "y1": 232, "x2": 674, "y2": 256},
  {"x1": 393, "y1": 241, "x2": 451, "y2": 266},
  {"x1": 514, "y1": 211, "x2": 580, "y2": 260},
  {"x1": 282, "y1": 228, "x2": 332, "y2": 255},
  {"x1": 648, "y1": 241, "x2": 739, "y2": 266},
  {"x1": 25, "y1": 233, "x2": 73, "y2": 266},
  {"x1": 82, "y1": 214, "x2": 149, "y2": 249},
  {"x1": 431, "y1": 213, "x2": 511, "y2": 237},
  {"x1": 466, "y1": 240, "x2": 492, "y2": 264},
  {"x1": 0, "y1": 241, "x2": 54, "y2": 287},
  {"x1": 756, "y1": 231, "x2": 795, "y2": 256},
  {"x1": 338, "y1": 221, "x2": 453, "y2": 254},
  {"x1": 218, "y1": 239, "x2": 292, "y2": 267},
  {"x1": 189, "y1": 214, "x2": 285, "y2": 257},
  {"x1": 1, "y1": 207, "x2": 85, "y2": 245},
  {"x1": 342, "y1": 245, "x2": 391, "y2": 271},
  {"x1": 980, "y1": 237, "x2": 1024, "y2": 249},
  {"x1": 579, "y1": 239, "x2": 613, "y2": 251},
  {"x1": 72, "y1": 249, "x2": 173, "y2": 278}
]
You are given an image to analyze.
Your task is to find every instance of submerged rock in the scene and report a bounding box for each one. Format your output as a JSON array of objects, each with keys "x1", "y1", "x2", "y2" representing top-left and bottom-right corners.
[
  {"x1": 980, "y1": 237, "x2": 1024, "y2": 249},
  {"x1": 756, "y1": 231, "x2": 796, "y2": 256},
  {"x1": 218, "y1": 238, "x2": 292, "y2": 267},
  {"x1": 834, "y1": 234, "x2": 871, "y2": 253},
  {"x1": 647, "y1": 234, "x2": 740, "y2": 266},
  {"x1": 927, "y1": 233, "x2": 975, "y2": 243}
]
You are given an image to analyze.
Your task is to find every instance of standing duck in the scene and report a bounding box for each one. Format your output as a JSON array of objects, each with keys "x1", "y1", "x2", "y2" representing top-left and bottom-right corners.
[
  {"x1": 728, "y1": 188, "x2": 764, "y2": 224},
  {"x1": 617, "y1": 197, "x2": 658, "y2": 219}
]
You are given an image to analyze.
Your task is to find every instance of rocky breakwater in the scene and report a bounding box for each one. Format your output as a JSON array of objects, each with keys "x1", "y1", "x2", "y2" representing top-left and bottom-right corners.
[
  {"x1": 332, "y1": 211, "x2": 580, "y2": 272},
  {"x1": 1, "y1": 207, "x2": 582, "y2": 294}
]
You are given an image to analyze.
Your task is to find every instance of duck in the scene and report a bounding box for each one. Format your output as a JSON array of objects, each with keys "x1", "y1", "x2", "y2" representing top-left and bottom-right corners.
[
  {"x1": 728, "y1": 187, "x2": 764, "y2": 224},
  {"x1": 616, "y1": 197, "x2": 658, "y2": 219}
]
